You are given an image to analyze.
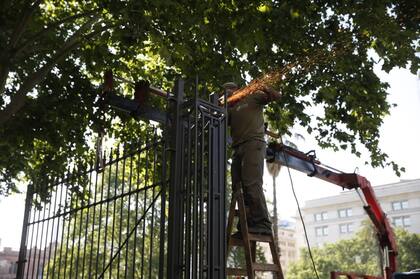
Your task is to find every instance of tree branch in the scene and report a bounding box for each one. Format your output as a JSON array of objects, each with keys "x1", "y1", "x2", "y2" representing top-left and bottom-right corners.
[
  {"x1": 0, "y1": 9, "x2": 102, "y2": 98},
  {"x1": 13, "y1": 9, "x2": 101, "y2": 58},
  {"x1": 9, "y1": 0, "x2": 43, "y2": 49},
  {"x1": 0, "y1": 15, "x2": 103, "y2": 125},
  {"x1": 0, "y1": 0, "x2": 43, "y2": 97},
  {"x1": 0, "y1": 60, "x2": 10, "y2": 98}
]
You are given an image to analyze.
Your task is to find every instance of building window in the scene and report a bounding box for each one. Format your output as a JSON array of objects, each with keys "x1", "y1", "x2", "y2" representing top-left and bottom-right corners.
[
  {"x1": 314, "y1": 211, "x2": 328, "y2": 221},
  {"x1": 315, "y1": 226, "x2": 328, "y2": 236},
  {"x1": 339, "y1": 223, "x2": 354, "y2": 234},
  {"x1": 338, "y1": 208, "x2": 352, "y2": 218},
  {"x1": 392, "y1": 200, "x2": 408, "y2": 211},
  {"x1": 392, "y1": 216, "x2": 410, "y2": 227}
]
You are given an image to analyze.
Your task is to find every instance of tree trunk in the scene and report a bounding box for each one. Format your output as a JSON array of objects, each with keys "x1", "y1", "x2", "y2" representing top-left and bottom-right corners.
[{"x1": 272, "y1": 175, "x2": 281, "y2": 256}]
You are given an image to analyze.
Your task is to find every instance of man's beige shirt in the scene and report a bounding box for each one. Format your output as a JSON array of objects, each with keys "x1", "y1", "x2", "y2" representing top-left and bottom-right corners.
[{"x1": 228, "y1": 90, "x2": 268, "y2": 147}]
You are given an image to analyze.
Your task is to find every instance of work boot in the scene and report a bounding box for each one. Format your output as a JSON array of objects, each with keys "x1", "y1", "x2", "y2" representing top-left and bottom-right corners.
[
  {"x1": 247, "y1": 223, "x2": 272, "y2": 235},
  {"x1": 231, "y1": 231, "x2": 243, "y2": 239}
]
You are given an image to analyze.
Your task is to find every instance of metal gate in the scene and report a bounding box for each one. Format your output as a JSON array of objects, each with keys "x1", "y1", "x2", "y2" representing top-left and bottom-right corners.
[
  {"x1": 167, "y1": 81, "x2": 227, "y2": 278},
  {"x1": 16, "y1": 79, "x2": 227, "y2": 278}
]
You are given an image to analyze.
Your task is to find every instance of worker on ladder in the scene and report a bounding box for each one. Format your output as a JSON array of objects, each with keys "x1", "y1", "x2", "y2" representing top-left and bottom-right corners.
[{"x1": 223, "y1": 82, "x2": 282, "y2": 235}]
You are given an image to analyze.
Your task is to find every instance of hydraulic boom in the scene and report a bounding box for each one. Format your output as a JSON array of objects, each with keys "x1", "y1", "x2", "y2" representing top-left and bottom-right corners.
[{"x1": 266, "y1": 142, "x2": 398, "y2": 279}]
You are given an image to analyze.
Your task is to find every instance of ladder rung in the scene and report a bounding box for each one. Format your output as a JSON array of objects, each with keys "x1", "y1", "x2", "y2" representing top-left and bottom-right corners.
[
  {"x1": 226, "y1": 267, "x2": 247, "y2": 276},
  {"x1": 229, "y1": 237, "x2": 244, "y2": 246},
  {"x1": 248, "y1": 233, "x2": 272, "y2": 242},
  {"x1": 253, "y1": 263, "x2": 280, "y2": 272},
  {"x1": 226, "y1": 264, "x2": 280, "y2": 275},
  {"x1": 228, "y1": 233, "x2": 272, "y2": 246}
]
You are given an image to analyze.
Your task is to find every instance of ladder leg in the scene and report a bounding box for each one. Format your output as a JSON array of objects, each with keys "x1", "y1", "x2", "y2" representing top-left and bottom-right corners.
[
  {"x1": 269, "y1": 235, "x2": 284, "y2": 279},
  {"x1": 251, "y1": 241, "x2": 256, "y2": 263},
  {"x1": 226, "y1": 192, "x2": 237, "y2": 258},
  {"x1": 237, "y1": 189, "x2": 255, "y2": 279}
]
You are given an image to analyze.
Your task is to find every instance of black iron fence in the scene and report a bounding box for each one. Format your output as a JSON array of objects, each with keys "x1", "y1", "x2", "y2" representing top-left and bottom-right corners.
[
  {"x1": 17, "y1": 127, "x2": 167, "y2": 279},
  {"x1": 17, "y1": 79, "x2": 227, "y2": 278}
]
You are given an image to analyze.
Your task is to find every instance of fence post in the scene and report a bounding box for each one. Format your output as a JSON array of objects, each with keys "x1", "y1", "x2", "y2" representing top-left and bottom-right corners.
[
  {"x1": 167, "y1": 79, "x2": 185, "y2": 279},
  {"x1": 16, "y1": 185, "x2": 33, "y2": 279},
  {"x1": 210, "y1": 92, "x2": 227, "y2": 278}
]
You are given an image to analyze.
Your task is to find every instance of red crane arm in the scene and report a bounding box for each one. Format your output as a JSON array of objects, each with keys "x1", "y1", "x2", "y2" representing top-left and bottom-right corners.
[{"x1": 266, "y1": 143, "x2": 398, "y2": 279}]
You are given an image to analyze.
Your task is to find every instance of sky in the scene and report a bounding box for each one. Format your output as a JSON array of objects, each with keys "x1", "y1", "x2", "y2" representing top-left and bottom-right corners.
[{"x1": 0, "y1": 65, "x2": 419, "y2": 251}]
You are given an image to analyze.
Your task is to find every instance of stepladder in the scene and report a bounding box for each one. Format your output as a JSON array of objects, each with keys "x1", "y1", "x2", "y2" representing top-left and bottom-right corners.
[{"x1": 226, "y1": 188, "x2": 284, "y2": 279}]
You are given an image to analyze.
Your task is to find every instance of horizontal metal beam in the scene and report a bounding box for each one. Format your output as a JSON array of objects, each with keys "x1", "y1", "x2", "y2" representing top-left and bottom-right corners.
[{"x1": 105, "y1": 92, "x2": 167, "y2": 123}]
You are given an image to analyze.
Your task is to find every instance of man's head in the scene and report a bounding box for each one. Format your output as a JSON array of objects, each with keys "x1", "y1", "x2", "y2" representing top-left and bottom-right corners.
[{"x1": 222, "y1": 82, "x2": 239, "y2": 97}]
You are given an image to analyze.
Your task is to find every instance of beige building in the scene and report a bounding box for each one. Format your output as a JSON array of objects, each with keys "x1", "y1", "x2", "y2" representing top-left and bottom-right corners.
[
  {"x1": 296, "y1": 178, "x2": 420, "y2": 253},
  {"x1": 0, "y1": 246, "x2": 50, "y2": 279},
  {"x1": 0, "y1": 247, "x2": 18, "y2": 279},
  {"x1": 277, "y1": 221, "x2": 298, "y2": 273},
  {"x1": 262, "y1": 220, "x2": 298, "y2": 276}
]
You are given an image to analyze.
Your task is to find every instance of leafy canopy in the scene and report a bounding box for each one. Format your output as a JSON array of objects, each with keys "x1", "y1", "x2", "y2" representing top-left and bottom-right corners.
[{"x1": 0, "y1": 0, "x2": 418, "y2": 195}]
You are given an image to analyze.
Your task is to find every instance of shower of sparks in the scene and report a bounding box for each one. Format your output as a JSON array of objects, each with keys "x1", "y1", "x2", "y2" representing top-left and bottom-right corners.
[{"x1": 226, "y1": 43, "x2": 351, "y2": 106}]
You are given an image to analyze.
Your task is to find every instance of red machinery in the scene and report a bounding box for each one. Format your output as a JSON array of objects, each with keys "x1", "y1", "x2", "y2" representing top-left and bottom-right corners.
[{"x1": 266, "y1": 142, "x2": 398, "y2": 279}]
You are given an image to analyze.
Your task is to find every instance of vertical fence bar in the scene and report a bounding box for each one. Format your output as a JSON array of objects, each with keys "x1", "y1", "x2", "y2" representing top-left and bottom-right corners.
[
  {"x1": 199, "y1": 109, "x2": 205, "y2": 279},
  {"x1": 124, "y1": 146, "x2": 134, "y2": 279},
  {"x1": 69, "y1": 174, "x2": 79, "y2": 279},
  {"x1": 45, "y1": 178, "x2": 58, "y2": 279},
  {"x1": 132, "y1": 144, "x2": 141, "y2": 277},
  {"x1": 75, "y1": 166, "x2": 86, "y2": 277},
  {"x1": 207, "y1": 112, "x2": 213, "y2": 278},
  {"x1": 179, "y1": 106, "x2": 186, "y2": 277},
  {"x1": 16, "y1": 185, "x2": 34, "y2": 279},
  {"x1": 88, "y1": 159, "x2": 99, "y2": 277},
  {"x1": 187, "y1": 114, "x2": 192, "y2": 278},
  {"x1": 221, "y1": 92, "x2": 228, "y2": 279},
  {"x1": 51, "y1": 177, "x2": 64, "y2": 279},
  {"x1": 40, "y1": 184, "x2": 52, "y2": 278},
  {"x1": 213, "y1": 93, "x2": 227, "y2": 278},
  {"x1": 110, "y1": 147, "x2": 120, "y2": 278},
  {"x1": 81, "y1": 160, "x2": 94, "y2": 278},
  {"x1": 148, "y1": 129, "x2": 158, "y2": 279},
  {"x1": 103, "y1": 149, "x2": 113, "y2": 274},
  {"x1": 58, "y1": 172, "x2": 69, "y2": 279},
  {"x1": 117, "y1": 147, "x2": 127, "y2": 279},
  {"x1": 25, "y1": 205, "x2": 36, "y2": 279},
  {"x1": 31, "y1": 203, "x2": 42, "y2": 278},
  {"x1": 167, "y1": 79, "x2": 185, "y2": 279},
  {"x1": 158, "y1": 96, "x2": 170, "y2": 279},
  {"x1": 141, "y1": 131, "x2": 150, "y2": 278},
  {"x1": 71, "y1": 177, "x2": 79, "y2": 277},
  {"x1": 192, "y1": 82, "x2": 199, "y2": 279},
  {"x1": 95, "y1": 150, "x2": 107, "y2": 277}
]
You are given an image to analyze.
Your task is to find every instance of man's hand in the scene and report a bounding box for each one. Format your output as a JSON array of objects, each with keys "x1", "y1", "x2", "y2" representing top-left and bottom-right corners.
[{"x1": 261, "y1": 85, "x2": 282, "y2": 102}]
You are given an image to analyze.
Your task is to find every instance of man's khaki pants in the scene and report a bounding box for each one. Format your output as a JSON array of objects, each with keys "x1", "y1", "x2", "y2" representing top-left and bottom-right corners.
[{"x1": 231, "y1": 140, "x2": 272, "y2": 230}]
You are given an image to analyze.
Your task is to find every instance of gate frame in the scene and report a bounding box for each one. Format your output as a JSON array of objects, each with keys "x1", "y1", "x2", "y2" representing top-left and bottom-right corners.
[{"x1": 167, "y1": 79, "x2": 227, "y2": 278}]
